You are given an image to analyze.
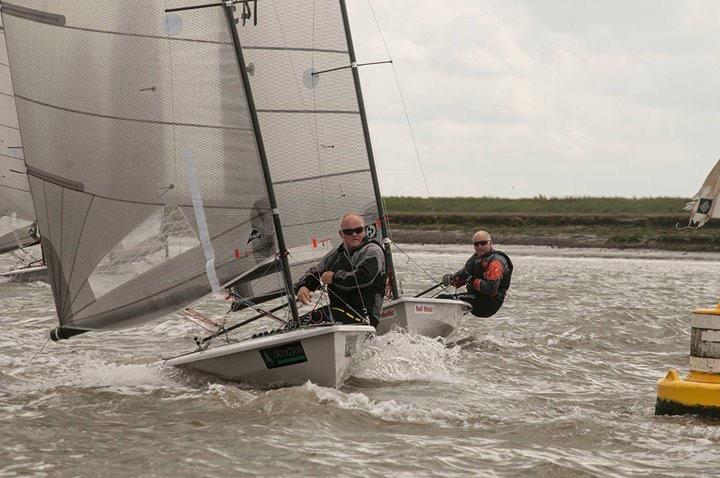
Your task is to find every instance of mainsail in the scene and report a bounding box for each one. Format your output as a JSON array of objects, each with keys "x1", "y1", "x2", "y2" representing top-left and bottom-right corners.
[
  {"x1": 218, "y1": 0, "x2": 395, "y2": 299},
  {"x1": 682, "y1": 159, "x2": 720, "y2": 228},
  {"x1": 1, "y1": 1, "x2": 286, "y2": 331},
  {"x1": 0, "y1": 12, "x2": 37, "y2": 253},
  {"x1": 1, "y1": 0, "x2": 393, "y2": 335}
]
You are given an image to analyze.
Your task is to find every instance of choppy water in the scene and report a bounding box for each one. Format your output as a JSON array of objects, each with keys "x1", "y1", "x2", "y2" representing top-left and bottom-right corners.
[{"x1": 1, "y1": 244, "x2": 719, "y2": 477}]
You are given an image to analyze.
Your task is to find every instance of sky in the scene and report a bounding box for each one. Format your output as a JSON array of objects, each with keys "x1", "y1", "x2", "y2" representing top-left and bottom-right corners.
[{"x1": 346, "y1": 0, "x2": 720, "y2": 198}]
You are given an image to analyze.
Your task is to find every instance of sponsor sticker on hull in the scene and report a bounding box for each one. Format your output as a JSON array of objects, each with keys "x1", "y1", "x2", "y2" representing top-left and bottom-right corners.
[
  {"x1": 414, "y1": 304, "x2": 435, "y2": 314},
  {"x1": 381, "y1": 308, "x2": 396, "y2": 318},
  {"x1": 259, "y1": 341, "x2": 308, "y2": 369}
]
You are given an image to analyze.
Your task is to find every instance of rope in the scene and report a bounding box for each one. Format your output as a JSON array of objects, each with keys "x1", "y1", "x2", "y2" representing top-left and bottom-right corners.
[
  {"x1": 24, "y1": 337, "x2": 50, "y2": 368},
  {"x1": 391, "y1": 241, "x2": 439, "y2": 285},
  {"x1": 341, "y1": 247, "x2": 369, "y2": 319}
]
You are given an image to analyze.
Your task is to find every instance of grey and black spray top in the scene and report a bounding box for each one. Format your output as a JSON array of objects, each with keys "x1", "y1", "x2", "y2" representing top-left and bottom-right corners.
[{"x1": 296, "y1": 237, "x2": 386, "y2": 323}]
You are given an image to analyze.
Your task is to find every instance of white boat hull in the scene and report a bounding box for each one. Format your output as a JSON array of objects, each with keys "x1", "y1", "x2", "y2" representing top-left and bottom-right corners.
[
  {"x1": 164, "y1": 325, "x2": 374, "y2": 388},
  {"x1": 0, "y1": 265, "x2": 48, "y2": 283},
  {"x1": 377, "y1": 297, "x2": 471, "y2": 338}
]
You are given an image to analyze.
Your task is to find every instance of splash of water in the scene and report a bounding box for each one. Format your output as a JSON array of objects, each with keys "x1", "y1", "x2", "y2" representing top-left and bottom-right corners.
[{"x1": 350, "y1": 330, "x2": 464, "y2": 384}]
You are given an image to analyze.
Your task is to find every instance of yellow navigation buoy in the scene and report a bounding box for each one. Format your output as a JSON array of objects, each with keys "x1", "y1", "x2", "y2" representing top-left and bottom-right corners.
[{"x1": 656, "y1": 304, "x2": 720, "y2": 417}]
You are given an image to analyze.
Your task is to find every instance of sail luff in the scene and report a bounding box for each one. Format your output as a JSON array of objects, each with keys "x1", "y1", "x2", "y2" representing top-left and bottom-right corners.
[
  {"x1": 337, "y1": 0, "x2": 398, "y2": 299},
  {"x1": 222, "y1": 2, "x2": 299, "y2": 321}
]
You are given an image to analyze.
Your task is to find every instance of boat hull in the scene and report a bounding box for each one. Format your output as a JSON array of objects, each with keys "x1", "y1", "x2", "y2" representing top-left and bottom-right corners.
[
  {"x1": 377, "y1": 297, "x2": 471, "y2": 338},
  {"x1": 0, "y1": 265, "x2": 48, "y2": 283},
  {"x1": 164, "y1": 325, "x2": 373, "y2": 388}
]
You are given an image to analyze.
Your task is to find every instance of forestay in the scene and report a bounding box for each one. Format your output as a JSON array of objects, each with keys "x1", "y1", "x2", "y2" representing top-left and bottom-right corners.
[{"x1": 1, "y1": 0, "x2": 284, "y2": 330}]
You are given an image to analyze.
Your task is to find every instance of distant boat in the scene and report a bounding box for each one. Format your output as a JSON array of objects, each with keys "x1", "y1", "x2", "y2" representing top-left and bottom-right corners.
[
  {"x1": 0, "y1": 15, "x2": 45, "y2": 282},
  {"x1": 677, "y1": 158, "x2": 720, "y2": 229}
]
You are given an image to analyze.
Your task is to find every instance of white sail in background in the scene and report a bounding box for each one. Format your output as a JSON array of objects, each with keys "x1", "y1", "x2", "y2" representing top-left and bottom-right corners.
[
  {"x1": 1, "y1": 1, "x2": 284, "y2": 331},
  {"x1": 683, "y1": 159, "x2": 720, "y2": 228},
  {"x1": 0, "y1": 12, "x2": 36, "y2": 253}
]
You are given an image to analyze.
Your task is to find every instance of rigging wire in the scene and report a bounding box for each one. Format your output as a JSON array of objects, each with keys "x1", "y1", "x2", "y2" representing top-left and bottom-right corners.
[
  {"x1": 391, "y1": 241, "x2": 440, "y2": 285},
  {"x1": 364, "y1": 0, "x2": 451, "y2": 272}
]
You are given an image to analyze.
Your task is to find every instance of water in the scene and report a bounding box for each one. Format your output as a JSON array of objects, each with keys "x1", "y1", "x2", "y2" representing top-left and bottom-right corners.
[{"x1": 1, "y1": 244, "x2": 719, "y2": 477}]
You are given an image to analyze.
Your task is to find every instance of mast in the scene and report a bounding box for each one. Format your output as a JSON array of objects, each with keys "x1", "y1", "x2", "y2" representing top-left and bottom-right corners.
[
  {"x1": 223, "y1": 1, "x2": 300, "y2": 320},
  {"x1": 337, "y1": 0, "x2": 399, "y2": 299}
]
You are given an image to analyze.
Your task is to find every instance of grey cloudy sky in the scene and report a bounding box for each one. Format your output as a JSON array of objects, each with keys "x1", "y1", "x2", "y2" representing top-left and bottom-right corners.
[{"x1": 346, "y1": 0, "x2": 720, "y2": 198}]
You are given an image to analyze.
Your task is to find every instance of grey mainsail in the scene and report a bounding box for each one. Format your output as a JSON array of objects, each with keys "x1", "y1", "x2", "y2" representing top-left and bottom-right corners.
[
  {"x1": 1, "y1": 0, "x2": 393, "y2": 335},
  {"x1": 1, "y1": 1, "x2": 285, "y2": 331}
]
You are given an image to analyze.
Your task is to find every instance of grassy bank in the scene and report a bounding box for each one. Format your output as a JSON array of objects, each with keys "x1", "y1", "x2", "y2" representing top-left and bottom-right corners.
[{"x1": 383, "y1": 197, "x2": 720, "y2": 251}]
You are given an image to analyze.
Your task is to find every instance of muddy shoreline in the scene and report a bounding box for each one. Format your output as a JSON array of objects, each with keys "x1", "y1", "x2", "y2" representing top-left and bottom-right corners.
[{"x1": 390, "y1": 228, "x2": 720, "y2": 252}]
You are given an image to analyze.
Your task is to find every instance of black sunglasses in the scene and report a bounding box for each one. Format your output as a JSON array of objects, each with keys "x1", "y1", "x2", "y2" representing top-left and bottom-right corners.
[
  {"x1": 473, "y1": 240, "x2": 490, "y2": 246},
  {"x1": 340, "y1": 227, "x2": 365, "y2": 236}
]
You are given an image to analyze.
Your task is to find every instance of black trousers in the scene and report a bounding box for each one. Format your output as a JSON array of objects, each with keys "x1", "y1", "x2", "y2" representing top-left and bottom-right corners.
[{"x1": 438, "y1": 292, "x2": 503, "y2": 318}]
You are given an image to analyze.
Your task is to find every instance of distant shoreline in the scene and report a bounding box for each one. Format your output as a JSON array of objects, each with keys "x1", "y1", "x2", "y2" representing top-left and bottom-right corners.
[
  {"x1": 390, "y1": 228, "x2": 720, "y2": 252},
  {"x1": 383, "y1": 197, "x2": 720, "y2": 252}
]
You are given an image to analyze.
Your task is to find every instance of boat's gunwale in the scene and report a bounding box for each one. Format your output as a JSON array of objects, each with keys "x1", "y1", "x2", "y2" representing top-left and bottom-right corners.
[
  {"x1": 164, "y1": 324, "x2": 374, "y2": 365},
  {"x1": 383, "y1": 296, "x2": 471, "y2": 310}
]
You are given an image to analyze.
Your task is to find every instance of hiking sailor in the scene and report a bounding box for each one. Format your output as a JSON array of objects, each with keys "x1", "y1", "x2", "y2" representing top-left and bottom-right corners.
[
  {"x1": 439, "y1": 230, "x2": 513, "y2": 318},
  {"x1": 295, "y1": 213, "x2": 387, "y2": 327}
]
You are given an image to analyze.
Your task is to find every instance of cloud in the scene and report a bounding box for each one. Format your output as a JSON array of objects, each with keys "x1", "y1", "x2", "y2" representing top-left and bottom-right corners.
[{"x1": 348, "y1": 0, "x2": 720, "y2": 197}]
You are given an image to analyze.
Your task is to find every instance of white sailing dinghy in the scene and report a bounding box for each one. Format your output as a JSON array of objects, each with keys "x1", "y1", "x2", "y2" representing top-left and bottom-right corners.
[
  {"x1": 0, "y1": 15, "x2": 45, "y2": 282},
  {"x1": 1, "y1": 0, "x2": 376, "y2": 387}
]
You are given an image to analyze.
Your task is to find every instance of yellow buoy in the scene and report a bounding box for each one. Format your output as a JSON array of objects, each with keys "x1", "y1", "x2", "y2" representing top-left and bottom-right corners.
[{"x1": 655, "y1": 304, "x2": 720, "y2": 417}]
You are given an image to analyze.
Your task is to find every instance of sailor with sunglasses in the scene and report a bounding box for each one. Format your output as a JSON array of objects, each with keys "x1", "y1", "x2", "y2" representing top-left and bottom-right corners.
[
  {"x1": 439, "y1": 230, "x2": 513, "y2": 318},
  {"x1": 294, "y1": 213, "x2": 386, "y2": 327}
]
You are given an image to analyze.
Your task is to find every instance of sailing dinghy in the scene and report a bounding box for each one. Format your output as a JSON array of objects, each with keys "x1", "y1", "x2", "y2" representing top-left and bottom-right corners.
[
  {"x1": 0, "y1": 14, "x2": 45, "y2": 282},
  {"x1": 1, "y1": 0, "x2": 377, "y2": 387}
]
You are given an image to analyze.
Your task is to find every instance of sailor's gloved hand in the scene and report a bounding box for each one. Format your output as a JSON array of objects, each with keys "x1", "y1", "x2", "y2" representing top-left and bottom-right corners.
[{"x1": 441, "y1": 274, "x2": 454, "y2": 287}]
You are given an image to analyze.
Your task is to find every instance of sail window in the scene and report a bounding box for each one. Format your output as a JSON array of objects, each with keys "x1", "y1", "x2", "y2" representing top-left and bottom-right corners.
[{"x1": 87, "y1": 206, "x2": 200, "y2": 299}]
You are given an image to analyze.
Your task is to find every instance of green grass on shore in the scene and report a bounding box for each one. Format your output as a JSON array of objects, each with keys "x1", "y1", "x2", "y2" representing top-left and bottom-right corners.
[
  {"x1": 384, "y1": 196, "x2": 689, "y2": 215},
  {"x1": 383, "y1": 196, "x2": 720, "y2": 251}
]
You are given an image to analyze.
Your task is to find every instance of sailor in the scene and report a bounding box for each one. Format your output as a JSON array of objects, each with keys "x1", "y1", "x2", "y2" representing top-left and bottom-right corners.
[
  {"x1": 439, "y1": 230, "x2": 513, "y2": 318},
  {"x1": 295, "y1": 213, "x2": 386, "y2": 327}
]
